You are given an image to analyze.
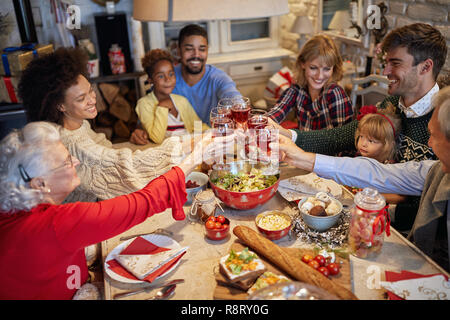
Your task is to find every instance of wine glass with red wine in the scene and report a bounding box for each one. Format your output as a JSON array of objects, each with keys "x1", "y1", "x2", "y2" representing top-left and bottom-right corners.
[{"x1": 231, "y1": 96, "x2": 251, "y2": 130}]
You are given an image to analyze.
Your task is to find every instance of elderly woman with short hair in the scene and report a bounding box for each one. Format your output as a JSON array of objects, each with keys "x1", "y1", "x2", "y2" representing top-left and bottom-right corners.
[{"x1": 0, "y1": 121, "x2": 212, "y2": 299}]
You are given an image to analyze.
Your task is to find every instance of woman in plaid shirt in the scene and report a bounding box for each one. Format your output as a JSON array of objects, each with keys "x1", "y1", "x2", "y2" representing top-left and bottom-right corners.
[{"x1": 267, "y1": 35, "x2": 354, "y2": 131}]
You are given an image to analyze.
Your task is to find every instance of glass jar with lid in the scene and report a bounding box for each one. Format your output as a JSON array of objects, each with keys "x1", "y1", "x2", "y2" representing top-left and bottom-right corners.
[
  {"x1": 348, "y1": 187, "x2": 390, "y2": 258},
  {"x1": 188, "y1": 189, "x2": 223, "y2": 223}
]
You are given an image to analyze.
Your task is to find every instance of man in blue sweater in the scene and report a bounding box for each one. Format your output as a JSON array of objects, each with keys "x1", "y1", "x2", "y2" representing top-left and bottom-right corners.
[{"x1": 130, "y1": 24, "x2": 240, "y2": 145}]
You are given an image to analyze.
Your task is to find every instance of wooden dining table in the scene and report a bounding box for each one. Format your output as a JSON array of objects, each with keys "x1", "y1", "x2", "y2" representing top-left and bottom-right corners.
[{"x1": 100, "y1": 157, "x2": 449, "y2": 300}]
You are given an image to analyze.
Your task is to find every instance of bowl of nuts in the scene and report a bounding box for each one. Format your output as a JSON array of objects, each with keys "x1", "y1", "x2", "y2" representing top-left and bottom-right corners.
[{"x1": 298, "y1": 192, "x2": 343, "y2": 232}]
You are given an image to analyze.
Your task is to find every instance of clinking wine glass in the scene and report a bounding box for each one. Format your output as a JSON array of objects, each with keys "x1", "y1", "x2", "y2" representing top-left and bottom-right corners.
[
  {"x1": 210, "y1": 108, "x2": 234, "y2": 164},
  {"x1": 248, "y1": 109, "x2": 269, "y2": 129},
  {"x1": 217, "y1": 97, "x2": 234, "y2": 110},
  {"x1": 210, "y1": 107, "x2": 234, "y2": 137},
  {"x1": 231, "y1": 96, "x2": 251, "y2": 130}
]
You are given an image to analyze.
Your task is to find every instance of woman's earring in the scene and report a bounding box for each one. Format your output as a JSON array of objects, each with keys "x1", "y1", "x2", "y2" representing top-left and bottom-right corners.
[{"x1": 41, "y1": 181, "x2": 51, "y2": 193}]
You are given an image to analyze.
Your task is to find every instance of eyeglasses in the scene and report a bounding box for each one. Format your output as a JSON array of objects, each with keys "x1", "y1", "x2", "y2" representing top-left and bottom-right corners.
[
  {"x1": 18, "y1": 154, "x2": 75, "y2": 184},
  {"x1": 49, "y1": 154, "x2": 74, "y2": 173}
]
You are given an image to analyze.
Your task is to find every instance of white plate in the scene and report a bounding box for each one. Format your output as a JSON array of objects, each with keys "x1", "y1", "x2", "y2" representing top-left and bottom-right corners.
[
  {"x1": 279, "y1": 173, "x2": 343, "y2": 199},
  {"x1": 105, "y1": 234, "x2": 182, "y2": 284}
]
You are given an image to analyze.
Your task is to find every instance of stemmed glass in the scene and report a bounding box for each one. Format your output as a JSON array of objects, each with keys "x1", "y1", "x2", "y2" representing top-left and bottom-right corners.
[
  {"x1": 231, "y1": 96, "x2": 251, "y2": 130},
  {"x1": 210, "y1": 106, "x2": 234, "y2": 137},
  {"x1": 217, "y1": 97, "x2": 234, "y2": 110},
  {"x1": 210, "y1": 105, "x2": 234, "y2": 164},
  {"x1": 248, "y1": 109, "x2": 269, "y2": 129}
]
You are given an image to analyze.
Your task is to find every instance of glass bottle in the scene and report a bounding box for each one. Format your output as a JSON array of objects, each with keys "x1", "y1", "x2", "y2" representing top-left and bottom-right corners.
[{"x1": 348, "y1": 187, "x2": 390, "y2": 258}]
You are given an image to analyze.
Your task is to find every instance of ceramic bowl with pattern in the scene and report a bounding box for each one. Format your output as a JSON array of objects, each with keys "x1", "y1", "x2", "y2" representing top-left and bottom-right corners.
[{"x1": 209, "y1": 160, "x2": 280, "y2": 210}]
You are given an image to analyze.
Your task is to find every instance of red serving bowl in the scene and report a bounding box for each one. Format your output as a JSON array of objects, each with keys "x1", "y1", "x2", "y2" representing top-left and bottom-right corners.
[
  {"x1": 255, "y1": 211, "x2": 292, "y2": 240},
  {"x1": 209, "y1": 161, "x2": 280, "y2": 210},
  {"x1": 205, "y1": 217, "x2": 230, "y2": 240}
]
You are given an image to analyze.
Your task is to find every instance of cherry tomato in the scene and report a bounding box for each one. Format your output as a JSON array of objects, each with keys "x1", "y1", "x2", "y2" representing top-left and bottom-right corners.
[
  {"x1": 326, "y1": 263, "x2": 340, "y2": 276},
  {"x1": 215, "y1": 222, "x2": 223, "y2": 229},
  {"x1": 314, "y1": 255, "x2": 326, "y2": 267},
  {"x1": 205, "y1": 220, "x2": 216, "y2": 229},
  {"x1": 318, "y1": 266, "x2": 329, "y2": 277},
  {"x1": 308, "y1": 260, "x2": 320, "y2": 269},
  {"x1": 216, "y1": 215, "x2": 226, "y2": 224},
  {"x1": 207, "y1": 216, "x2": 216, "y2": 223},
  {"x1": 301, "y1": 254, "x2": 314, "y2": 264}
]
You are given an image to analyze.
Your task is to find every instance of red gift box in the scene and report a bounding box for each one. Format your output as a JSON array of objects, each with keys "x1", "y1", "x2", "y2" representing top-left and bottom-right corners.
[{"x1": 0, "y1": 76, "x2": 20, "y2": 103}]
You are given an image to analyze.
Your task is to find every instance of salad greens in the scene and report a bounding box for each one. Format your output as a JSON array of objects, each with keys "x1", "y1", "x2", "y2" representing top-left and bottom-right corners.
[{"x1": 211, "y1": 168, "x2": 277, "y2": 192}]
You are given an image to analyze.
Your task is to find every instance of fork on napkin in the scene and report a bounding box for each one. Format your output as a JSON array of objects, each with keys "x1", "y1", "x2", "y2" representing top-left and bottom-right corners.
[
  {"x1": 107, "y1": 236, "x2": 187, "y2": 283},
  {"x1": 381, "y1": 270, "x2": 450, "y2": 300}
]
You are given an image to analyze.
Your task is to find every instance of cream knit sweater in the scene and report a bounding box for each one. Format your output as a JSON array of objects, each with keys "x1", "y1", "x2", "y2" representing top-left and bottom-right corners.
[{"x1": 58, "y1": 120, "x2": 183, "y2": 203}]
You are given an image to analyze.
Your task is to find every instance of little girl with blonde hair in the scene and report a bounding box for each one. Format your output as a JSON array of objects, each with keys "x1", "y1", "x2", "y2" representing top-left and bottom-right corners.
[
  {"x1": 355, "y1": 104, "x2": 401, "y2": 163},
  {"x1": 354, "y1": 104, "x2": 406, "y2": 205}
]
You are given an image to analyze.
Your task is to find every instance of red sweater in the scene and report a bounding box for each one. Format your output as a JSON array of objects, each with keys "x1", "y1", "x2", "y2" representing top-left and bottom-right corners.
[{"x1": 0, "y1": 167, "x2": 187, "y2": 300}]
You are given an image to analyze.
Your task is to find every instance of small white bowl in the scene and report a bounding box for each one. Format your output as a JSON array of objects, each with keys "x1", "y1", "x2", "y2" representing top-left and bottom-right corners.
[
  {"x1": 185, "y1": 171, "x2": 208, "y2": 205},
  {"x1": 298, "y1": 196, "x2": 343, "y2": 232}
]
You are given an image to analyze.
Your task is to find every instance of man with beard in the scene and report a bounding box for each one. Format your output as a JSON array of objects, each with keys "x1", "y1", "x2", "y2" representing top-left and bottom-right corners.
[
  {"x1": 270, "y1": 23, "x2": 447, "y2": 232},
  {"x1": 131, "y1": 24, "x2": 240, "y2": 144}
]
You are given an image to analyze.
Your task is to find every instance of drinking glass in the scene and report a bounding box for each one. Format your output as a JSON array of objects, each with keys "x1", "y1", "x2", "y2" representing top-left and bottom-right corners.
[
  {"x1": 248, "y1": 109, "x2": 269, "y2": 129},
  {"x1": 217, "y1": 98, "x2": 234, "y2": 110},
  {"x1": 231, "y1": 96, "x2": 251, "y2": 130},
  {"x1": 210, "y1": 107, "x2": 234, "y2": 137}
]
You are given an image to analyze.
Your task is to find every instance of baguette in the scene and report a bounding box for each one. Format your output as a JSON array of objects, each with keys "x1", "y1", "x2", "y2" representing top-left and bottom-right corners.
[{"x1": 233, "y1": 225, "x2": 358, "y2": 300}]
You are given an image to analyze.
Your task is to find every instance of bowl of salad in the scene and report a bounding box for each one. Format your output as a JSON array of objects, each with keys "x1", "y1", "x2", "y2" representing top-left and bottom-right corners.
[{"x1": 209, "y1": 160, "x2": 280, "y2": 210}]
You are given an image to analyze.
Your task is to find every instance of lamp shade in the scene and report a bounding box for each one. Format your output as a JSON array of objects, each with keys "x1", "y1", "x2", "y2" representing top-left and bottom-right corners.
[
  {"x1": 290, "y1": 15, "x2": 314, "y2": 35},
  {"x1": 133, "y1": 0, "x2": 289, "y2": 21},
  {"x1": 328, "y1": 10, "x2": 352, "y2": 30}
]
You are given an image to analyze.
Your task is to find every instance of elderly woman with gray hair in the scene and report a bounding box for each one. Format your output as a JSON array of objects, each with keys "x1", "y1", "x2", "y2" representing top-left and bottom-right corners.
[
  {"x1": 275, "y1": 86, "x2": 450, "y2": 272},
  {"x1": 0, "y1": 121, "x2": 214, "y2": 299}
]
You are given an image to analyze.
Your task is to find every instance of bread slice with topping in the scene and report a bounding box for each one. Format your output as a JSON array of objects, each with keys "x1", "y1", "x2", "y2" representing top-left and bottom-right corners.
[{"x1": 219, "y1": 247, "x2": 266, "y2": 283}]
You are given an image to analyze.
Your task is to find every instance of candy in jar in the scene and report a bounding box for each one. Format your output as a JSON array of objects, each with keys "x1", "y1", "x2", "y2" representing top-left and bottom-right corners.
[{"x1": 348, "y1": 187, "x2": 390, "y2": 258}]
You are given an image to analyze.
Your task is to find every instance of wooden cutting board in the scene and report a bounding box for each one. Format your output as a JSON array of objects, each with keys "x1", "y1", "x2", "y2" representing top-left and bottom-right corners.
[{"x1": 213, "y1": 241, "x2": 351, "y2": 300}]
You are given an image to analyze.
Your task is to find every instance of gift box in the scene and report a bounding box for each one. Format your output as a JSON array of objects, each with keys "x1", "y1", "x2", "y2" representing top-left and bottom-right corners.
[
  {"x1": 263, "y1": 66, "x2": 294, "y2": 100},
  {"x1": 1, "y1": 43, "x2": 54, "y2": 76},
  {"x1": 0, "y1": 76, "x2": 21, "y2": 103}
]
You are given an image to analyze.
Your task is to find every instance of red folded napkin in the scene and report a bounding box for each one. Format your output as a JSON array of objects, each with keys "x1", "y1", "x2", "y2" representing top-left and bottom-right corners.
[
  {"x1": 384, "y1": 270, "x2": 449, "y2": 300},
  {"x1": 107, "y1": 236, "x2": 185, "y2": 283},
  {"x1": 120, "y1": 236, "x2": 171, "y2": 255}
]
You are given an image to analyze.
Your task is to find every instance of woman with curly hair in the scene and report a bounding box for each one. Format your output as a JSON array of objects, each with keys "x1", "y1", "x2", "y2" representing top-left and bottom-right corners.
[
  {"x1": 0, "y1": 121, "x2": 212, "y2": 299},
  {"x1": 18, "y1": 47, "x2": 196, "y2": 203},
  {"x1": 266, "y1": 34, "x2": 354, "y2": 131},
  {"x1": 136, "y1": 49, "x2": 209, "y2": 144}
]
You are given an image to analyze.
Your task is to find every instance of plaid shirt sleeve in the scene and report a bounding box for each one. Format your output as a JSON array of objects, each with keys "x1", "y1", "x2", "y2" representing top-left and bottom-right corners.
[
  {"x1": 266, "y1": 85, "x2": 300, "y2": 123},
  {"x1": 326, "y1": 84, "x2": 354, "y2": 127}
]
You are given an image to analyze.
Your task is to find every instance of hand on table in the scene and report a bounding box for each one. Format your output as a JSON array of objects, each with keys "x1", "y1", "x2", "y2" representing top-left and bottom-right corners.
[{"x1": 130, "y1": 128, "x2": 151, "y2": 145}]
